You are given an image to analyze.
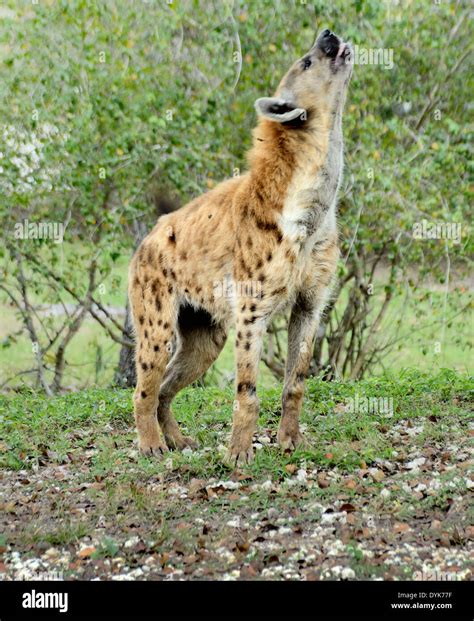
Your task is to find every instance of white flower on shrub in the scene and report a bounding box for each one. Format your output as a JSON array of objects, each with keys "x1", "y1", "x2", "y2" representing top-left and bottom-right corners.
[{"x1": 1, "y1": 123, "x2": 69, "y2": 195}]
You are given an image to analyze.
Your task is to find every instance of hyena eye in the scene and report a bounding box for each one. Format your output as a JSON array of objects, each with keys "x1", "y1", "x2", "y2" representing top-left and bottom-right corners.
[{"x1": 302, "y1": 56, "x2": 312, "y2": 70}]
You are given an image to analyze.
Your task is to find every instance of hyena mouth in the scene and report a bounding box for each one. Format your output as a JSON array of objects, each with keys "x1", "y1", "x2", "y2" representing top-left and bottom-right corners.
[
  {"x1": 334, "y1": 42, "x2": 352, "y2": 68},
  {"x1": 317, "y1": 29, "x2": 352, "y2": 69}
]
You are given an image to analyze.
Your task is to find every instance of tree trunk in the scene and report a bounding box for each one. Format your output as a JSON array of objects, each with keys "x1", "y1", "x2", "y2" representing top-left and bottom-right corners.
[
  {"x1": 114, "y1": 298, "x2": 137, "y2": 387},
  {"x1": 113, "y1": 220, "x2": 148, "y2": 388}
]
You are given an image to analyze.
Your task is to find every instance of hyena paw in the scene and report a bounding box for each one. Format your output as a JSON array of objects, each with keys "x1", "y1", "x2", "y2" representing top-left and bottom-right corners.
[
  {"x1": 277, "y1": 428, "x2": 309, "y2": 452},
  {"x1": 165, "y1": 433, "x2": 198, "y2": 451},
  {"x1": 224, "y1": 443, "x2": 254, "y2": 468},
  {"x1": 139, "y1": 439, "x2": 169, "y2": 458}
]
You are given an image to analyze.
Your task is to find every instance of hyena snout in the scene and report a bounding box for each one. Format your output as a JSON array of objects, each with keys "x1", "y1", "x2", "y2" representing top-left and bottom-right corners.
[
  {"x1": 317, "y1": 29, "x2": 341, "y2": 58},
  {"x1": 316, "y1": 29, "x2": 352, "y2": 68}
]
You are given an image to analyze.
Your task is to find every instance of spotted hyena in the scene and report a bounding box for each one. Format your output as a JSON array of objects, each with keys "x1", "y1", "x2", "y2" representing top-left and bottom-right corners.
[{"x1": 129, "y1": 29, "x2": 353, "y2": 466}]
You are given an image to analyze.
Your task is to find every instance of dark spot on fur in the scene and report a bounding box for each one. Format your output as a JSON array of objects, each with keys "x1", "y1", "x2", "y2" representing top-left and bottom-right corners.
[
  {"x1": 272, "y1": 286, "x2": 287, "y2": 297},
  {"x1": 245, "y1": 342, "x2": 251, "y2": 351},
  {"x1": 244, "y1": 316, "x2": 257, "y2": 325},
  {"x1": 162, "y1": 268, "x2": 168, "y2": 278},
  {"x1": 148, "y1": 318, "x2": 153, "y2": 327},
  {"x1": 256, "y1": 259, "x2": 263, "y2": 270},
  {"x1": 134, "y1": 277, "x2": 140, "y2": 287},
  {"x1": 169, "y1": 232, "x2": 176, "y2": 244},
  {"x1": 141, "y1": 391, "x2": 147, "y2": 399},
  {"x1": 180, "y1": 251, "x2": 187, "y2": 261},
  {"x1": 247, "y1": 236, "x2": 253, "y2": 249},
  {"x1": 168, "y1": 284, "x2": 173, "y2": 294},
  {"x1": 139, "y1": 315, "x2": 144, "y2": 325},
  {"x1": 163, "y1": 322, "x2": 169, "y2": 329},
  {"x1": 267, "y1": 252, "x2": 273, "y2": 262},
  {"x1": 154, "y1": 344, "x2": 160, "y2": 352},
  {"x1": 255, "y1": 218, "x2": 282, "y2": 243},
  {"x1": 250, "y1": 304, "x2": 256, "y2": 312},
  {"x1": 158, "y1": 319, "x2": 162, "y2": 326},
  {"x1": 155, "y1": 298, "x2": 162, "y2": 312},
  {"x1": 237, "y1": 382, "x2": 256, "y2": 395},
  {"x1": 237, "y1": 331, "x2": 242, "y2": 339},
  {"x1": 141, "y1": 362, "x2": 148, "y2": 371},
  {"x1": 144, "y1": 330, "x2": 148, "y2": 339}
]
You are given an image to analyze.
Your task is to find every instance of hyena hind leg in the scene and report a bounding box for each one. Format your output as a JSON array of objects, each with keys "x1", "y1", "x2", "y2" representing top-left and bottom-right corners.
[
  {"x1": 130, "y1": 273, "x2": 176, "y2": 457},
  {"x1": 158, "y1": 306, "x2": 227, "y2": 449}
]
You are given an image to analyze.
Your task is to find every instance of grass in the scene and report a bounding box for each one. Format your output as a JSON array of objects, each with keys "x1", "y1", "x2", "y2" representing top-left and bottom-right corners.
[
  {"x1": 0, "y1": 369, "x2": 472, "y2": 580},
  {"x1": 1, "y1": 368, "x2": 471, "y2": 475}
]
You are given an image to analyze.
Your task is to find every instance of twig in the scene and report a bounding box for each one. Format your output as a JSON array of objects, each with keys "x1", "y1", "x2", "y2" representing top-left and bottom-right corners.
[
  {"x1": 52, "y1": 260, "x2": 96, "y2": 391},
  {"x1": 14, "y1": 253, "x2": 53, "y2": 396}
]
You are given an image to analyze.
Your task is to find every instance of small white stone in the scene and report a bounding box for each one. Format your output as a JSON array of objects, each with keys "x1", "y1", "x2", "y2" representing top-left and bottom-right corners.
[
  {"x1": 124, "y1": 536, "x2": 140, "y2": 549},
  {"x1": 296, "y1": 469, "x2": 307, "y2": 482},
  {"x1": 341, "y1": 567, "x2": 356, "y2": 580},
  {"x1": 406, "y1": 457, "x2": 426, "y2": 470}
]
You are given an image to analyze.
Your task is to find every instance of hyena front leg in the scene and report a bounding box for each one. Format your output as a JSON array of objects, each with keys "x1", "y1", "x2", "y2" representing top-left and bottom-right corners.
[
  {"x1": 277, "y1": 293, "x2": 322, "y2": 451},
  {"x1": 225, "y1": 302, "x2": 268, "y2": 467}
]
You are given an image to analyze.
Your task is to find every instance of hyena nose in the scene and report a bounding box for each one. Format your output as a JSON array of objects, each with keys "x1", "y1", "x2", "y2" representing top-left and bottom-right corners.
[{"x1": 317, "y1": 29, "x2": 340, "y2": 58}]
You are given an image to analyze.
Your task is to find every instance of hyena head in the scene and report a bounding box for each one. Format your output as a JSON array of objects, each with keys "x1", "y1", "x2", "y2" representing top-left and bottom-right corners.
[{"x1": 255, "y1": 29, "x2": 353, "y2": 127}]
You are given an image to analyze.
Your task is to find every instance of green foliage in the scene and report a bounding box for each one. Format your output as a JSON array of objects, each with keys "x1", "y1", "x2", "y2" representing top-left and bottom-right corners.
[
  {"x1": 1, "y1": 1, "x2": 471, "y2": 257},
  {"x1": 0, "y1": 1, "x2": 471, "y2": 386},
  {"x1": 92, "y1": 537, "x2": 120, "y2": 559}
]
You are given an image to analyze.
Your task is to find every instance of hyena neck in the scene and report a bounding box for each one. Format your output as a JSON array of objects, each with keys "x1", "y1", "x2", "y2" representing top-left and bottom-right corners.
[
  {"x1": 247, "y1": 118, "x2": 330, "y2": 216},
  {"x1": 279, "y1": 104, "x2": 346, "y2": 243}
]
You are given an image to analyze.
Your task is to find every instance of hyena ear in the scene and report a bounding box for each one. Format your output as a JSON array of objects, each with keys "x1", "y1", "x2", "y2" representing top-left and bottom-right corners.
[{"x1": 254, "y1": 97, "x2": 307, "y2": 123}]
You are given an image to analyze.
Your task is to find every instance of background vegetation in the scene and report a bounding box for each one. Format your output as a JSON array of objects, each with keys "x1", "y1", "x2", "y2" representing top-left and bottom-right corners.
[{"x1": 0, "y1": 0, "x2": 472, "y2": 391}]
